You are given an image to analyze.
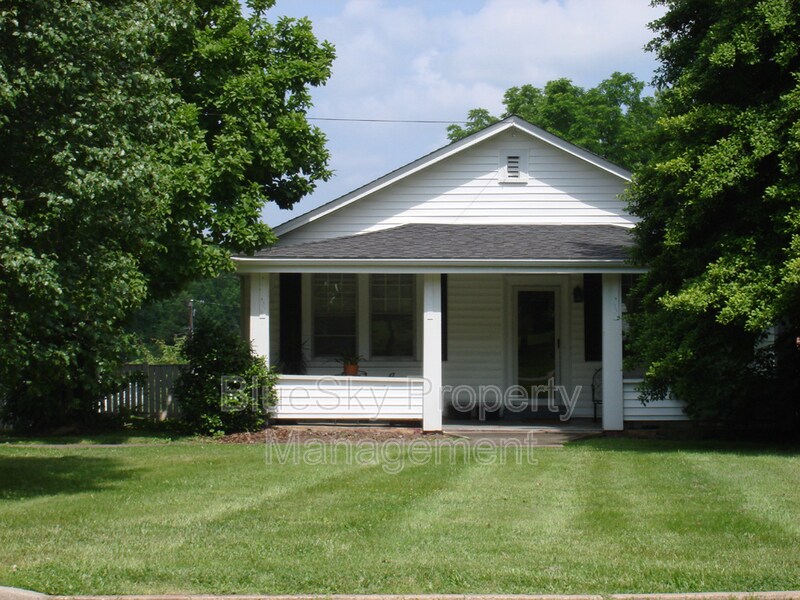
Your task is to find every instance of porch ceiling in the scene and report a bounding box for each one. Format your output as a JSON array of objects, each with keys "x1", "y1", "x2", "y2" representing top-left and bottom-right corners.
[{"x1": 234, "y1": 224, "x2": 645, "y2": 274}]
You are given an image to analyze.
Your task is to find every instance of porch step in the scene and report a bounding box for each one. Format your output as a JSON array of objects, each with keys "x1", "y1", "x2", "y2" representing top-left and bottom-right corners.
[
  {"x1": 442, "y1": 417, "x2": 602, "y2": 434},
  {"x1": 443, "y1": 425, "x2": 601, "y2": 434},
  {"x1": 442, "y1": 428, "x2": 600, "y2": 446}
]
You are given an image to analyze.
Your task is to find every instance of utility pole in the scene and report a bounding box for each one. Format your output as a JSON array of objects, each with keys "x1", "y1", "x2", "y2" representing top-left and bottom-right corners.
[{"x1": 187, "y1": 299, "x2": 194, "y2": 336}]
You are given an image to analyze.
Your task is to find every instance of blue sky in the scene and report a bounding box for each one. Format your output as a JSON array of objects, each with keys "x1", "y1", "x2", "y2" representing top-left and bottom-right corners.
[{"x1": 264, "y1": 0, "x2": 665, "y2": 227}]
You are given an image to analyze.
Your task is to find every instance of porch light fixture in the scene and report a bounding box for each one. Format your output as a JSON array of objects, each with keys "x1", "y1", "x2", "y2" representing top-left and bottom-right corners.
[{"x1": 573, "y1": 285, "x2": 584, "y2": 303}]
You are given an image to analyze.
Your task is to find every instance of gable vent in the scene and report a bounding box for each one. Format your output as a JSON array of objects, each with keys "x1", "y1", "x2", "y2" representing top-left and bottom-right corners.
[{"x1": 500, "y1": 151, "x2": 527, "y2": 183}]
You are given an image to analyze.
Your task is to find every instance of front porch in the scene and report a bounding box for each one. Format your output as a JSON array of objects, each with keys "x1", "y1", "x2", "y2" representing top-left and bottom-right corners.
[
  {"x1": 242, "y1": 269, "x2": 634, "y2": 432},
  {"x1": 235, "y1": 223, "x2": 673, "y2": 431}
]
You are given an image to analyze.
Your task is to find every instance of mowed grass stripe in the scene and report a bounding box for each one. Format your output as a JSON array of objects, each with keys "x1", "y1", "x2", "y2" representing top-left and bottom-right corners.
[{"x1": 1, "y1": 439, "x2": 799, "y2": 595}]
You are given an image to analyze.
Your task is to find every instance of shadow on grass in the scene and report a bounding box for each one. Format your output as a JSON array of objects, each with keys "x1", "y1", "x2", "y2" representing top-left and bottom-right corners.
[
  {"x1": 0, "y1": 430, "x2": 190, "y2": 445},
  {"x1": 570, "y1": 434, "x2": 800, "y2": 457},
  {"x1": 0, "y1": 455, "x2": 134, "y2": 499}
]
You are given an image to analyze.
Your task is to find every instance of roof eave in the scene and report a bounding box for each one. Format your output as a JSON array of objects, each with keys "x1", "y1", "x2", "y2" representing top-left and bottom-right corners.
[{"x1": 233, "y1": 256, "x2": 645, "y2": 274}]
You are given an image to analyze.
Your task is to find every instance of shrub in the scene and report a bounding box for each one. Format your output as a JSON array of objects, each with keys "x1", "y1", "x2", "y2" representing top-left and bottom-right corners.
[
  {"x1": 130, "y1": 336, "x2": 187, "y2": 365},
  {"x1": 174, "y1": 316, "x2": 276, "y2": 435}
]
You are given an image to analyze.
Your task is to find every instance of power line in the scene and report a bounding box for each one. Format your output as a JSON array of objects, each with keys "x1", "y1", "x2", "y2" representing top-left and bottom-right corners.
[{"x1": 308, "y1": 117, "x2": 468, "y2": 124}]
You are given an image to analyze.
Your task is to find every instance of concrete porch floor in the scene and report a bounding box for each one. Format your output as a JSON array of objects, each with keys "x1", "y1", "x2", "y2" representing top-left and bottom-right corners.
[{"x1": 442, "y1": 417, "x2": 602, "y2": 446}]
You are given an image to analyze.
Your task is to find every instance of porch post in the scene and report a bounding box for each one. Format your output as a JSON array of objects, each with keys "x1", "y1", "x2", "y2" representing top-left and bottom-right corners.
[
  {"x1": 601, "y1": 273, "x2": 624, "y2": 430},
  {"x1": 422, "y1": 273, "x2": 443, "y2": 431},
  {"x1": 249, "y1": 273, "x2": 270, "y2": 364}
]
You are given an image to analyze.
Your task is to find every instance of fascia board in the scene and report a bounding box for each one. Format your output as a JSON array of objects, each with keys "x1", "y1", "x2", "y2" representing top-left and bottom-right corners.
[{"x1": 233, "y1": 256, "x2": 646, "y2": 275}]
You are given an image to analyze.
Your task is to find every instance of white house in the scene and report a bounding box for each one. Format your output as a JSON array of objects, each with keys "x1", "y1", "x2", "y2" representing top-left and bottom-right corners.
[{"x1": 234, "y1": 116, "x2": 686, "y2": 431}]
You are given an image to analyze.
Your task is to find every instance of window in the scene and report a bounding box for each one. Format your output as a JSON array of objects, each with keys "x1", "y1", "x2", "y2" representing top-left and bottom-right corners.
[
  {"x1": 312, "y1": 274, "x2": 356, "y2": 356},
  {"x1": 370, "y1": 274, "x2": 414, "y2": 357}
]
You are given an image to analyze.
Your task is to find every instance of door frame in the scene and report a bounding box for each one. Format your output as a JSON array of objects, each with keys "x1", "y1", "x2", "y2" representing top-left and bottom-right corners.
[{"x1": 508, "y1": 285, "x2": 563, "y2": 404}]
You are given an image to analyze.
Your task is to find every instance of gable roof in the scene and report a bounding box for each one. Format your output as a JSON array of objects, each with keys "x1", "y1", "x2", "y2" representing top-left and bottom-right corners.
[{"x1": 274, "y1": 115, "x2": 633, "y2": 238}]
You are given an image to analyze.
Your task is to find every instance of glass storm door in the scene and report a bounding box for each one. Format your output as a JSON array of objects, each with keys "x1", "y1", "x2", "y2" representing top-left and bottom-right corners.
[{"x1": 517, "y1": 291, "x2": 557, "y2": 389}]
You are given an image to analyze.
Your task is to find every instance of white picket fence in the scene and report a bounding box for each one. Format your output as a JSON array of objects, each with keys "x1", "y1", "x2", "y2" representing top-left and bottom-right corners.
[{"x1": 100, "y1": 364, "x2": 183, "y2": 420}]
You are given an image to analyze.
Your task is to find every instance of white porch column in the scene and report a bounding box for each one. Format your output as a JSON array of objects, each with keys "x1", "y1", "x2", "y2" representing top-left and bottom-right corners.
[
  {"x1": 602, "y1": 273, "x2": 624, "y2": 430},
  {"x1": 422, "y1": 273, "x2": 443, "y2": 431},
  {"x1": 249, "y1": 273, "x2": 270, "y2": 364}
]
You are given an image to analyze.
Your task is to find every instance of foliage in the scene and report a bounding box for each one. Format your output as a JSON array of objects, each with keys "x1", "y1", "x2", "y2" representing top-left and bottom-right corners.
[
  {"x1": 127, "y1": 273, "x2": 240, "y2": 363},
  {"x1": 0, "y1": 0, "x2": 333, "y2": 431},
  {"x1": 448, "y1": 72, "x2": 661, "y2": 170},
  {"x1": 152, "y1": 0, "x2": 335, "y2": 293},
  {"x1": 173, "y1": 315, "x2": 275, "y2": 435},
  {"x1": 129, "y1": 337, "x2": 187, "y2": 366},
  {"x1": 626, "y1": 0, "x2": 800, "y2": 427},
  {"x1": 336, "y1": 352, "x2": 365, "y2": 366},
  {"x1": 0, "y1": 0, "x2": 185, "y2": 430}
]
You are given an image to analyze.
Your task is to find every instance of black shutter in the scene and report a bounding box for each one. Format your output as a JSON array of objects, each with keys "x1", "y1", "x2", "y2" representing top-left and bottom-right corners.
[
  {"x1": 279, "y1": 273, "x2": 304, "y2": 373},
  {"x1": 441, "y1": 274, "x2": 448, "y2": 361},
  {"x1": 584, "y1": 274, "x2": 603, "y2": 362}
]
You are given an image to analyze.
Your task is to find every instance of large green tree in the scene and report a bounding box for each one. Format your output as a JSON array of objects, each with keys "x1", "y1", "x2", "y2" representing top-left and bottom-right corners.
[
  {"x1": 626, "y1": 0, "x2": 800, "y2": 427},
  {"x1": 448, "y1": 72, "x2": 661, "y2": 170},
  {"x1": 0, "y1": 0, "x2": 333, "y2": 430}
]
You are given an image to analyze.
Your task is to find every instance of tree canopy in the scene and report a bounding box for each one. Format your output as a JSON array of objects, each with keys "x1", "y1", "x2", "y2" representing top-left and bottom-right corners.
[
  {"x1": 0, "y1": 0, "x2": 333, "y2": 430},
  {"x1": 626, "y1": 0, "x2": 800, "y2": 427},
  {"x1": 447, "y1": 72, "x2": 661, "y2": 170}
]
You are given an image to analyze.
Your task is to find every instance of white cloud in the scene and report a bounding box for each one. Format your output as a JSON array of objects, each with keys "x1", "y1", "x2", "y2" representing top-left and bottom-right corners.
[
  {"x1": 444, "y1": 0, "x2": 660, "y2": 86},
  {"x1": 264, "y1": 0, "x2": 665, "y2": 226}
]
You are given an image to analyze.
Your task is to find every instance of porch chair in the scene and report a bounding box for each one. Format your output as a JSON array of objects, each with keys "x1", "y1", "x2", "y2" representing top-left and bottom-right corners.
[{"x1": 591, "y1": 367, "x2": 602, "y2": 423}]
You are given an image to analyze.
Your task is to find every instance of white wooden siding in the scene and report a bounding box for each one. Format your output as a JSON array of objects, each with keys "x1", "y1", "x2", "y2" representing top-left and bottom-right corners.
[
  {"x1": 273, "y1": 375, "x2": 424, "y2": 420},
  {"x1": 567, "y1": 273, "x2": 602, "y2": 418},
  {"x1": 623, "y1": 378, "x2": 688, "y2": 421},
  {"x1": 280, "y1": 130, "x2": 634, "y2": 245},
  {"x1": 442, "y1": 274, "x2": 506, "y2": 396}
]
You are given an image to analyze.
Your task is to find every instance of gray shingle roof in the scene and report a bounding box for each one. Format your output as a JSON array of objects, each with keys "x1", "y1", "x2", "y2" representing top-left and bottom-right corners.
[{"x1": 249, "y1": 224, "x2": 633, "y2": 261}]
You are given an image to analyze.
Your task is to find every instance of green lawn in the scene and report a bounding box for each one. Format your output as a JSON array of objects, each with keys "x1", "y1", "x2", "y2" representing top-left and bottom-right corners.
[{"x1": 1, "y1": 437, "x2": 799, "y2": 595}]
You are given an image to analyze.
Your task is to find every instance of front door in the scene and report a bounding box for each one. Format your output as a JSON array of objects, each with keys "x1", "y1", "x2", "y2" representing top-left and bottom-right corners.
[{"x1": 516, "y1": 290, "x2": 557, "y2": 391}]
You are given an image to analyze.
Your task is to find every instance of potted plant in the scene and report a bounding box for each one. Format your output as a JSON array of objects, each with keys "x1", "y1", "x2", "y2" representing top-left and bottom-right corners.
[{"x1": 337, "y1": 352, "x2": 364, "y2": 376}]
